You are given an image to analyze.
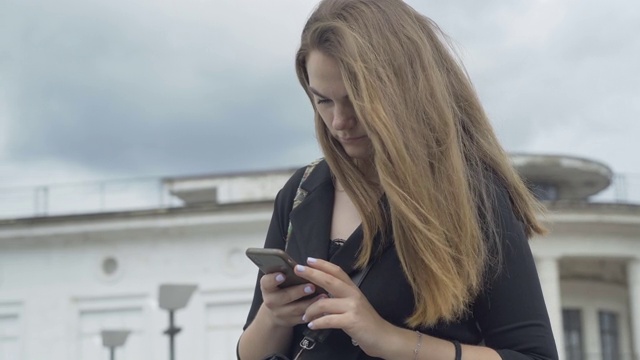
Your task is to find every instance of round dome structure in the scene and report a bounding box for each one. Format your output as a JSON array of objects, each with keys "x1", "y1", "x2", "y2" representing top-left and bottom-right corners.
[{"x1": 510, "y1": 154, "x2": 613, "y2": 201}]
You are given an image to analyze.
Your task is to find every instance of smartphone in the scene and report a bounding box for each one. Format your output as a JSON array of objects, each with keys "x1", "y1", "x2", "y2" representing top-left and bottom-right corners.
[{"x1": 245, "y1": 248, "x2": 307, "y2": 288}]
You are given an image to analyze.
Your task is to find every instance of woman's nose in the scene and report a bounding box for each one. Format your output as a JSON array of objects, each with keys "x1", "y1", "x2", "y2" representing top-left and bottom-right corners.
[{"x1": 332, "y1": 105, "x2": 355, "y2": 130}]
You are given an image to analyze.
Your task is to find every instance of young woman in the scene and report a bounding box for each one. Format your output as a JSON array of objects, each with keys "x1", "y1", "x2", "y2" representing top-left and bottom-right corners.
[{"x1": 238, "y1": 0, "x2": 559, "y2": 359}]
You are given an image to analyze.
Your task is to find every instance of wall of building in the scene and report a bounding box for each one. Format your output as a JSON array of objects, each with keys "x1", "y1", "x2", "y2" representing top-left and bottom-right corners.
[
  {"x1": 1, "y1": 203, "x2": 640, "y2": 360},
  {"x1": 0, "y1": 208, "x2": 270, "y2": 360},
  {"x1": 561, "y1": 280, "x2": 633, "y2": 360}
]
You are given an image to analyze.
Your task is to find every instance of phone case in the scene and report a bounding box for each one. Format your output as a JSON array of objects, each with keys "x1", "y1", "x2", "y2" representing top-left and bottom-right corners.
[{"x1": 245, "y1": 248, "x2": 307, "y2": 288}]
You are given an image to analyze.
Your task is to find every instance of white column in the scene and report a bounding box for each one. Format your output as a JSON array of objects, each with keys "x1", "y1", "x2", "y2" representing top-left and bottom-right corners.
[
  {"x1": 536, "y1": 256, "x2": 565, "y2": 360},
  {"x1": 629, "y1": 259, "x2": 640, "y2": 360}
]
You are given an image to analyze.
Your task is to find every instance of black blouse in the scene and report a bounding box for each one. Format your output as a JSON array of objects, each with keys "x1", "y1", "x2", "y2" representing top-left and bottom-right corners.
[{"x1": 241, "y1": 160, "x2": 558, "y2": 360}]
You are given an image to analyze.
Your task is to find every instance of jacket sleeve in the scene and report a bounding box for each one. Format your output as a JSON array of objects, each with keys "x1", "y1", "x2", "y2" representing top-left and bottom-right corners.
[
  {"x1": 242, "y1": 166, "x2": 307, "y2": 331},
  {"x1": 473, "y1": 185, "x2": 559, "y2": 360}
]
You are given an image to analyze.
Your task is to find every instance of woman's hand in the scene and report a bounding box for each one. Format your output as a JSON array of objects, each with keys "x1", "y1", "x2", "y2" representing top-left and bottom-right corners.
[
  {"x1": 260, "y1": 272, "x2": 328, "y2": 328},
  {"x1": 294, "y1": 258, "x2": 395, "y2": 358},
  {"x1": 239, "y1": 275, "x2": 325, "y2": 360}
]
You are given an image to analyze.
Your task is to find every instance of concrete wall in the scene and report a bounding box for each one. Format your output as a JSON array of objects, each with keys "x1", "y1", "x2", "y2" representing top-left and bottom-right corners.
[
  {"x1": 1, "y1": 203, "x2": 640, "y2": 360},
  {"x1": 0, "y1": 208, "x2": 270, "y2": 360}
]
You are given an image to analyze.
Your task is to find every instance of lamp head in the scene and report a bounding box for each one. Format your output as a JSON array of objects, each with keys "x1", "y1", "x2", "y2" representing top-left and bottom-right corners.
[
  {"x1": 158, "y1": 284, "x2": 198, "y2": 311},
  {"x1": 101, "y1": 330, "x2": 130, "y2": 347}
]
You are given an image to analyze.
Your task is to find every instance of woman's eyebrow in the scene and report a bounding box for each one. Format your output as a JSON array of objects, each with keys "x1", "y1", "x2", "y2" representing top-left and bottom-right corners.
[
  {"x1": 308, "y1": 86, "x2": 349, "y2": 100},
  {"x1": 308, "y1": 86, "x2": 328, "y2": 98}
]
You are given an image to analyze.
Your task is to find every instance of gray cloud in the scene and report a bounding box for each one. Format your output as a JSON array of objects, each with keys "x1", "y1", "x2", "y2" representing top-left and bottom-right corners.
[
  {"x1": 421, "y1": 0, "x2": 640, "y2": 174},
  {"x1": 1, "y1": 0, "x2": 318, "y2": 178},
  {"x1": 0, "y1": 0, "x2": 638, "y2": 189}
]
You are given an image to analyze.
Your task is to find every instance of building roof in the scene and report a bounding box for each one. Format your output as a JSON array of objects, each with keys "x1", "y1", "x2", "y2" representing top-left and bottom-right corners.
[{"x1": 511, "y1": 153, "x2": 613, "y2": 200}]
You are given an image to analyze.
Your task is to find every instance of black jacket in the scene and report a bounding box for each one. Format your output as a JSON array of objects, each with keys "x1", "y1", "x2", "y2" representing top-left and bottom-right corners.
[{"x1": 243, "y1": 160, "x2": 558, "y2": 360}]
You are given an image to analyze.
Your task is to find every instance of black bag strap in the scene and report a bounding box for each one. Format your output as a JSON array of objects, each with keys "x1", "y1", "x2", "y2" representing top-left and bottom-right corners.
[
  {"x1": 284, "y1": 159, "x2": 385, "y2": 359},
  {"x1": 293, "y1": 253, "x2": 381, "y2": 359}
]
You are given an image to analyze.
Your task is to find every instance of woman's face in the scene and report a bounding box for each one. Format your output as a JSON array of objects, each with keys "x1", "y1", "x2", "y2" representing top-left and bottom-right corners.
[{"x1": 306, "y1": 50, "x2": 372, "y2": 160}]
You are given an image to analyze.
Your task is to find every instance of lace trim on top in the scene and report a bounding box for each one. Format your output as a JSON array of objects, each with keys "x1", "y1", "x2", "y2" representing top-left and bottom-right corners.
[{"x1": 329, "y1": 238, "x2": 346, "y2": 258}]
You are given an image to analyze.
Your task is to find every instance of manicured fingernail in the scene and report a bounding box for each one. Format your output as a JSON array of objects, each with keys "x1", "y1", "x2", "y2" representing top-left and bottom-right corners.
[
  {"x1": 296, "y1": 265, "x2": 306, "y2": 272},
  {"x1": 302, "y1": 314, "x2": 307, "y2": 322},
  {"x1": 275, "y1": 274, "x2": 285, "y2": 282},
  {"x1": 304, "y1": 285, "x2": 314, "y2": 294},
  {"x1": 307, "y1": 257, "x2": 318, "y2": 264},
  {"x1": 308, "y1": 322, "x2": 315, "y2": 329}
]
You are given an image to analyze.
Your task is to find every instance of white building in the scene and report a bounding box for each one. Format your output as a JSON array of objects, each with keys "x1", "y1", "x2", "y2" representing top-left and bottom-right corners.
[{"x1": 0, "y1": 154, "x2": 638, "y2": 360}]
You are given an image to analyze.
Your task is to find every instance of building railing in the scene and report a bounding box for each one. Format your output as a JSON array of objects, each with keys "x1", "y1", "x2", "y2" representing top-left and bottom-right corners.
[
  {"x1": 590, "y1": 173, "x2": 640, "y2": 204},
  {"x1": 574, "y1": 353, "x2": 639, "y2": 360},
  {"x1": 0, "y1": 177, "x2": 183, "y2": 220},
  {"x1": 0, "y1": 172, "x2": 639, "y2": 220}
]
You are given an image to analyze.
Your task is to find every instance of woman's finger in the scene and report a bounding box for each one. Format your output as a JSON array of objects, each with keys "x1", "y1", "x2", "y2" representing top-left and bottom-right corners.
[
  {"x1": 262, "y1": 282, "x2": 318, "y2": 309},
  {"x1": 306, "y1": 257, "x2": 352, "y2": 283},
  {"x1": 294, "y1": 264, "x2": 356, "y2": 298},
  {"x1": 306, "y1": 313, "x2": 349, "y2": 331},
  {"x1": 259, "y1": 272, "x2": 286, "y2": 292},
  {"x1": 302, "y1": 297, "x2": 352, "y2": 323},
  {"x1": 265, "y1": 293, "x2": 328, "y2": 327}
]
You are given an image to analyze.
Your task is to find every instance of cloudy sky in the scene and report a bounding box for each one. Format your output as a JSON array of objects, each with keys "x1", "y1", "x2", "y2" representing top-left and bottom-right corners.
[{"x1": 1, "y1": 0, "x2": 639, "y2": 195}]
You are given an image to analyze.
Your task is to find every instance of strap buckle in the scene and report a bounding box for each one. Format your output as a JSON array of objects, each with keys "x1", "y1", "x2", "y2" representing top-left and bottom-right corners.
[{"x1": 299, "y1": 336, "x2": 316, "y2": 350}]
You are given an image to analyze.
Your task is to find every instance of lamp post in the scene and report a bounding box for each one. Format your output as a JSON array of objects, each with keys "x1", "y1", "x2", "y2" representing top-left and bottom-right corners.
[
  {"x1": 101, "y1": 330, "x2": 130, "y2": 360},
  {"x1": 158, "y1": 284, "x2": 198, "y2": 360}
]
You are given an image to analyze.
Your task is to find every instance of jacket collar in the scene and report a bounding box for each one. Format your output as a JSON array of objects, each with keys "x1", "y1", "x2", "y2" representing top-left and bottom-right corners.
[
  {"x1": 299, "y1": 159, "x2": 332, "y2": 193},
  {"x1": 287, "y1": 160, "x2": 392, "y2": 276},
  {"x1": 286, "y1": 160, "x2": 334, "y2": 268}
]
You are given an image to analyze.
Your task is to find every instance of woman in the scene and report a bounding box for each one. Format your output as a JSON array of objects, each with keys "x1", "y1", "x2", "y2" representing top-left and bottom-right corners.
[{"x1": 238, "y1": 0, "x2": 558, "y2": 359}]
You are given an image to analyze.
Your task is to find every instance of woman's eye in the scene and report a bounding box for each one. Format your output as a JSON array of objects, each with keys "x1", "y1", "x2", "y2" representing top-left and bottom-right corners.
[{"x1": 316, "y1": 99, "x2": 331, "y2": 105}]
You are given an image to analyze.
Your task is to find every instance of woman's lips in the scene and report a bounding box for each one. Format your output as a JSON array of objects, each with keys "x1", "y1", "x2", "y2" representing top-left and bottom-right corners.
[{"x1": 339, "y1": 135, "x2": 367, "y2": 143}]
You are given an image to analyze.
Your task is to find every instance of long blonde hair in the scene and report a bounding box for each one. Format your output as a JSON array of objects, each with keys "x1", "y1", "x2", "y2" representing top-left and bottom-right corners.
[{"x1": 295, "y1": 0, "x2": 546, "y2": 327}]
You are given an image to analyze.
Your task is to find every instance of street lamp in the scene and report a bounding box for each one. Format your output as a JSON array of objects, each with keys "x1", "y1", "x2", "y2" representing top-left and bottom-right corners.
[
  {"x1": 158, "y1": 284, "x2": 198, "y2": 360},
  {"x1": 101, "y1": 330, "x2": 130, "y2": 360}
]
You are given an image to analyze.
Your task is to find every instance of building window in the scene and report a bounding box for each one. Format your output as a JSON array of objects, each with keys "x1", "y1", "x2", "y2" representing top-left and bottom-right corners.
[
  {"x1": 599, "y1": 310, "x2": 620, "y2": 360},
  {"x1": 563, "y1": 309, "x2": 584, "y2": 360},
  {"x1": 529, "y1": 182, "x2": 559, "y2": 201}
]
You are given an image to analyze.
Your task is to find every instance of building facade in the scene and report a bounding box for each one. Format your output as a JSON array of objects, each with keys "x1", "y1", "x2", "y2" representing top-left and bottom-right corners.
[
  {"x1": 0, "y1": 154, "x2": 638, "y2": 360},
  {"x1": 515, "y1": 154, "x2": 640, "y2": 360}
]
